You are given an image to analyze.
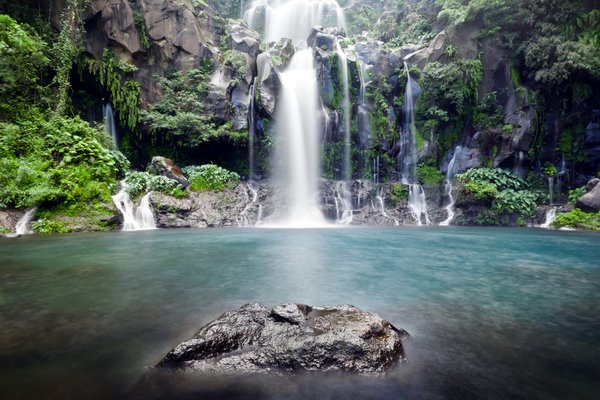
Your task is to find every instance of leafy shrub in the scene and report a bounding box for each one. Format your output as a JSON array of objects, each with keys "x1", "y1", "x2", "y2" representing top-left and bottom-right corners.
[
  {"x1": 457, "y1": 168, "x2": 529, "y2": 192},
  {"x1": 463, "y1": 180, "x2": 498, "y2": 202},
  {"x1": 32, "y1": 218, "x2": 70, "y2": 234},
  {"x1": 124, "y1": 171, "x2": 186, "y2": 198},
  {"x1": 147, "y1": 175, "x2": 186, "y2": 198},
  {"x1": 389, "y1": 183, "x2": 408, "y2": 207},
  {"x1": 553, "y1": 209, "x2": 600, "y2": 230},
  {"x1": 568, "y1": 186, "x2": 586, "y2": 203},
  {"x1": 457, "y1": 168, "x2": 538, "y2": 217},
  {"x1": 493, "y1": 189, "x2": 537, "y2": 216},
  {"x1": 417, "y1": 164, "x2": 445, "y2": 185},
  {"x1": 183, "y1": 164, "x2": 240, "y2": 192}
]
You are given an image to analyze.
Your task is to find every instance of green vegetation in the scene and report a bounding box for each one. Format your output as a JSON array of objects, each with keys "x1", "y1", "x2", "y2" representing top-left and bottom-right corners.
[
  {"x1": 124, "y1": 171, "x2": 187, "y2": 198},
  {"x1": 0, "y1": 13, "x2": 128, "y2": 232},
  {"x1": 553, "y1": 209, "x2": 600, "y2": 230},
  {"x1": 568, "y1": 187, "x2": 586, "y2": 204},
  {"x1": 389, "y1": 183, "x2": 408, "y2": 207},
  {"x1": 140, "y1": 66, "x2": 247, "y2": 148},
  {"x1": 457, "y1": 168, "x2": 538, "y2": 218},
  {"x1": 183, "y1": 164, "x2": 240, "y2": 192},
  {"x1": 417, "y1": 163, "x2": 445, "y2": 185}
]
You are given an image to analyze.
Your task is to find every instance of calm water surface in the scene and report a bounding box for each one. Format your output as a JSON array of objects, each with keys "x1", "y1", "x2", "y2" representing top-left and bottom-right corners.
[{"x1": 0, "y1": 227, "x2": 598, "y2": 399}]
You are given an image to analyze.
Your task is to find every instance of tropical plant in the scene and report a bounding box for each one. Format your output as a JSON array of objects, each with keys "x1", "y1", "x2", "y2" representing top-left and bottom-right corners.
[
  {"x1": 183, "y1": 164, "x2": 240, "y2": 192},
  {"x1": 553, "y1": 208, "x2": 600, "y2": 230},
  {"x1": 457, "y1": 167, "x2": 538, "y2": 217}
]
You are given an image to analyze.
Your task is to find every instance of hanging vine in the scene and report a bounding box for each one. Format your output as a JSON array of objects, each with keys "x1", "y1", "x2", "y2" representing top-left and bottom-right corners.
[
  {"x1": 52, "y1": 0, "x2": 91, "y2": 116},
  {"x1": 82, "y1": 49, "x2": 141, "y2": 130}
]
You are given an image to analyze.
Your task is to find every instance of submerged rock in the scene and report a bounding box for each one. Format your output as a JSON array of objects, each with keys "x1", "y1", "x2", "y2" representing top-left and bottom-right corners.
[{"x1": 157, "y1": 302, "x2": 408, "y2": 375}]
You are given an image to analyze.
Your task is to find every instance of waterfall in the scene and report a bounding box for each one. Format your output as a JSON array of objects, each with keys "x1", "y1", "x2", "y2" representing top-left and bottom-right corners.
[
  {"x1": 103, "y1": 103, "x2": 118, "y2": 145},
  {"x1": 12, "y1": 207, "x2": 37, "y2": 236},
  {"x1": 334, "y1": 42, "x2": 352, "y2": 182},
  {"x1": 245, "y1": 0, "x2": 346, "y2": 227},
  {"x1": 245, "y1": 0, "x2": 347, "y2": 44},
  {"x1": 273, "y1": 48, "x2": 327, "y2": 226},
  {"x1": 548, "y1": 176, "x2": 554, "y2": 205},
  {"x1": 112, "y1": 183, "x2": 157, "y2": 231},
  {"x1": 237, "y1": 181, "x2": 261, "y2": 227},
  {"x1": 540, "y1": 207, "x2": 557, "y2": 229},
  {"x1": 356, "y1": 56, "x2": 372, "y2": 174},
  {"x1": 408, "y1": 184, "x2": 430, "y2": 226},
  {"x1": 440, "y1": 145, "x2": 462, "y2": 226},
  {"x1": 334, "y1": 181, "x2": 353, "y2": 225},
  {"x1": 248, "y1": 84, "x2": 256, "y2": 180},
  {"x1": 401, "y1": 62, "x2": 430, "y2": 225},
  {"x1": 371, "y1": 194, "x2": 399, "y2": 225},
  {"x1": 513, "y1": 150, "x2": 525, "y2": 177}
]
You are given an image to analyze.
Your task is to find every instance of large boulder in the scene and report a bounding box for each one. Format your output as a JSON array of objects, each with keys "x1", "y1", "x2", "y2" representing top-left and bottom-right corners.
[
  {"x1": 576, "y1": 179, "x2": 600, "y2": 212},
  {"x1": 157, "y1": 302, "x2": 408, "y2": 375},
  {"x1": 151, "y1": 156, "x2": 189, "y2": 187}
]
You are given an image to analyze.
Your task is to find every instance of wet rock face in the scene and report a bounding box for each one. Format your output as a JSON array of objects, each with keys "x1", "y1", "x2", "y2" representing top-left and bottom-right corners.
[{"x1": 157, "y1": 302, "x2": 409, "y2": 375}]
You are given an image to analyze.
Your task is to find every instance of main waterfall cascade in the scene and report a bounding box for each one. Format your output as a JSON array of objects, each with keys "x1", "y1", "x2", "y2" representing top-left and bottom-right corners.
[
  {"x1": 242, "y1": 0, "x2": 435, "y2": 227},
  {"x1": 244, "y1": 0, "x2": 348, "y2": 227},
  {"x1": 245, "y1": 0, "x2": 347, "y2": 44},
  {"x1": 272, "y1": 48, "x2": 327, "y2": 226},
  {"x1": 112, "y1": 183, "x2": 157, "y2": 231}
]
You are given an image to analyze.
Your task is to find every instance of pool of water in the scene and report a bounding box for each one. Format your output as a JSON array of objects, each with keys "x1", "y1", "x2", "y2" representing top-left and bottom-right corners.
[{"x1": 1, "y1": 227, "x2": 599, "y2": 399}]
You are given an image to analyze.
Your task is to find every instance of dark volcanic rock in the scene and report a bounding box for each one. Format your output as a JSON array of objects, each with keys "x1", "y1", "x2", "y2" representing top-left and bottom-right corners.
[
  {"x1": 157, "y1": 302, "x2": 408, "y2": 375},
  {"x1": 576, "y1": 178, "x2": 600, "y2": 212}
]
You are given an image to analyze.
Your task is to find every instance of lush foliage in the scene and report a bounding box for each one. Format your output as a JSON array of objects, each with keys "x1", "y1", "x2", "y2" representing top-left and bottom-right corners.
[
  {"x1": 183, "y1": 164, "x2": 240, "y2": 192},
  {"x1": 457, "y1": 168, "x2": 538, "y2": 217},
  {"x1": 140, "y1": 66, "x2": 247, "y2": 148},
  {"x1": 553, "y1": 209, "x2": 600, "y2": 230},
  {"x1": 568, "y1": 187, "x2": 586, "y2": 204},
  {"x1": 0, "y1": 15, "x2": 49, "y2": 118},
  {"x1": 124, "y1": 171, "x2": 186, "y2": 198},
  {"x1": 417, "y1": 163, "x2": 445, "y2": 185},
  {"x1": 0, "y1": 114, "x2": 128, "y2": 209},
  {"x1": 82, "y1": 49, "x2": 140, "y2": 130},
  {"x1": 0, "y1": 14, "x2": 128, "y2": 233}
]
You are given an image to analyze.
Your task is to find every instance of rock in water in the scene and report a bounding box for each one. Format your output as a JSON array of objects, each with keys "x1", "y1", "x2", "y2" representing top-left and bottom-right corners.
[{"x1": 157, "y1": 302, "x2": 409, "y2": 375}]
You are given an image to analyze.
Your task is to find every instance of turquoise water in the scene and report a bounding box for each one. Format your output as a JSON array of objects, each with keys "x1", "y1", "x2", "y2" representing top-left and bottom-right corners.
[{"x1": 0, "y1": 227, "x2": 598, "y2": 399}]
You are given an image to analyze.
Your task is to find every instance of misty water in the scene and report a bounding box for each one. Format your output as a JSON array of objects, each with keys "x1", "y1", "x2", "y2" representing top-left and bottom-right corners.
[{"x1": 1, "y1": 227, "x2": 599, "y2": 400}]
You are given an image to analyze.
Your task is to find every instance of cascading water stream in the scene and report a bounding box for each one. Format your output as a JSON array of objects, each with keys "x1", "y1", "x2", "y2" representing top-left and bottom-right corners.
[
  {"x1": 237, "y1": 181, "x2": 262, "y2": 227},
  {"x1": 273, "y1": 48, "x2": 327, "y2": 226},
  {"x1": 440, "y1": 145, "x2": 462, "y2": 226},
  {"x1": 248, "y1": 84, "x2": 256, "y2": 180},
  {"x1": 401, "y1": 62, "x2": 430, "y2": 225},
  {"x1": 540, "y1": 207, "x2": 557, "y2": 229},
  {"x1": 103, "y1": 103, "x2": 118, "y2": 146},
  {"x1": 112, "y1": 183, "x2": 157, "y2": 231},
  {"x1": 356, "y1": 55, "x2": 372, "y2": 174},
  {"x1": 7, "y1": 207, "x2": 38, "y2": 237},
  {"x1": 334, "y1": 42, "x2": 352, "y2": 182},
  {"x1": 244, "y1": 0, "x2": 347, "y2": 227}
]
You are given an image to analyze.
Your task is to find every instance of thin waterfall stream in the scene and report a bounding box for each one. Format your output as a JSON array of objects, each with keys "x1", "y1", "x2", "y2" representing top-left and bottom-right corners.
[
  {"x1": 111, "y1": 183, "x2": 157, "y2": 231},
  {"x1": 401, "y1": 62, "x2": 430, "y2": 225}
]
